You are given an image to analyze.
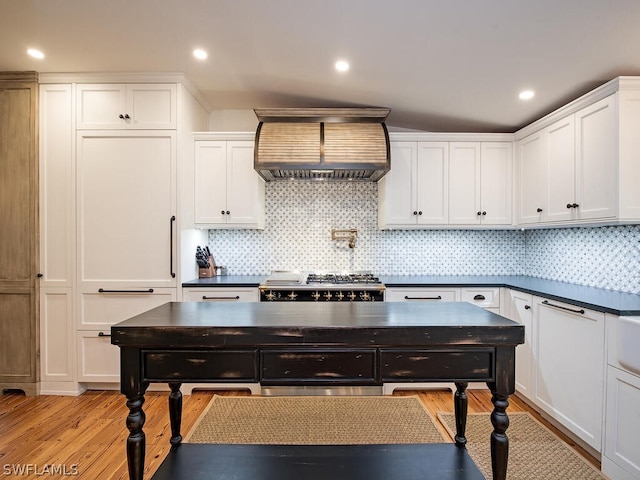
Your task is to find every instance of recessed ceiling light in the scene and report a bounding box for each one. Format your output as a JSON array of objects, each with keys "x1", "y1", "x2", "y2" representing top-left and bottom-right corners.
[
  {"x1": 193, "y1": 49, "x2": 208, "y2": 60},
  {"x1": 519, "y1": 90, "x2": 535, "y2": 100},
  {"x1": 27, "y1": 48, "x2": 45, "y2": 59},
  {"x1": 335, "y1": 60, "x2": 350, "y2": 72}
]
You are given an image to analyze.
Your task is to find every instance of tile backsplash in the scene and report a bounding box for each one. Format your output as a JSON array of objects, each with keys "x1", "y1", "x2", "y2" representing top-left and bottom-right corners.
[{"x1": 208, "y1": 182, "x2": 640, "y2": 294}]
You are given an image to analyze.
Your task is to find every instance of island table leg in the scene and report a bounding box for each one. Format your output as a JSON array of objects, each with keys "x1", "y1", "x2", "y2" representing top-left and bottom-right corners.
[
  {"x1": 453, "y1": 381, "x2": 468, "y2": 447},
  {"x1": 125, "y1": 393, "x2": 146, "y2": 480},
  {"x1": 168, "y1": 382, "x2": 183, "y2": 448}
]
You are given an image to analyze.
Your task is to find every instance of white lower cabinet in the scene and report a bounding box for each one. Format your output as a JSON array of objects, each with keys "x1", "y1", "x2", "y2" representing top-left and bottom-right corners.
[
  {"x1": 77, "y1": 331, "x2": 120, "y2": 382},
  {"x1": 604, "y1": 366, "x2": 640, "y2": 479},
  {"x1": 40, "y1": 289, "x2": 75, "y2": 383},
  {"x1": 384, "y1": 287, "x2": 458, "y2": 302},
  {"x1": 533, "y1": 296, "x2": 605, "y2": 451},
  {"x1": 505, "y1": 290, "x2": 534, "y2": 400},
  {"x1": 182, "y1": 287, "x2": 259, "y2": 302}
]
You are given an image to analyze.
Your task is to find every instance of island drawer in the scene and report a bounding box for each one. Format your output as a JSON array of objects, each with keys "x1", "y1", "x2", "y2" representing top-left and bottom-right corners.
[
  {"x1": 143, "y1": 349, "x2": 258, "y2": 382},
  {"x1": 261, "y1": 349, "x2": 377, "y2": 385},
  {"x1": 380, "y1": 349, "x2": 494, "y2": 381}
]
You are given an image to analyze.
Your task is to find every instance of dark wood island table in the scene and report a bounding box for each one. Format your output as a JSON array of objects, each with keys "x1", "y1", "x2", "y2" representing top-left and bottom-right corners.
[{"x1": 111, "y1": 301, "x2": 524, "y2": 480}]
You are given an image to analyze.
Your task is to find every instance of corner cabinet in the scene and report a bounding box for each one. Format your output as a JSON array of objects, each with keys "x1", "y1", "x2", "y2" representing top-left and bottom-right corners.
[
  {"x1": 194, "y1": 134, "x2": 265, "y2": 229},
  {"x1": 516, "y1": 78, "x2": 640, "y2": 226},
  {"x1": 0, "y1": 73, "x2": 39, "y2": 395},
  {"x1": 378, "y1": 134, "x2": 513, "y2": 229}
]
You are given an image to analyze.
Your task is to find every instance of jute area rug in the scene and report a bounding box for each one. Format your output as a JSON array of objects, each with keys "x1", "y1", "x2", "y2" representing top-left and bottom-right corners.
[
  {"x1": 185, "y1": 395, "x2": 445, "y2": 445},
  {"x1": 438, "y1": 412, "x2": 606, "y2": 480}
]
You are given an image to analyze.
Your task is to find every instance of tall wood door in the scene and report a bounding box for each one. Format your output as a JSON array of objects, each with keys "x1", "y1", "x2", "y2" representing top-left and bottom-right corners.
[
  {"x1": 76, "y1": 131, "x2": 176, "y2": 288},
  {"x1": 0, "y1": 73, "x2": 39, "y2": 394}
]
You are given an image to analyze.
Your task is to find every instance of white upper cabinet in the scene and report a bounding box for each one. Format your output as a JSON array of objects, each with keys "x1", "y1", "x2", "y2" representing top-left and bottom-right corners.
[
  {"x1": 194, "y1": 138, "x2": 265, "y2": 229},
  {"x1": 378, "y1": 141, "x2": 449, "y2": 228},
  {"x1": 449, "y1": 142, "x2": 513, "y2": 226},
  {"x1": 517, "y1": 78, "x2": 640, "y2": 227},
  {"x1": 76, "y1": 84, "x2": 177, "y2": 129}
]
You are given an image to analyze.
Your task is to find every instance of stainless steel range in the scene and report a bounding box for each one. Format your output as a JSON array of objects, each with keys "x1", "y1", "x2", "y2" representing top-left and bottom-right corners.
[{"x1": 259, "y1": 271, "x2": 385, "y2": 302}]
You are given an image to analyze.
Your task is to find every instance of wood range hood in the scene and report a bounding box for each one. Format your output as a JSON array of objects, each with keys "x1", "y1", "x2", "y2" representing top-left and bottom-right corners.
[{"x1": 253, "y1": 107, "x2": 391, "y2": 181}]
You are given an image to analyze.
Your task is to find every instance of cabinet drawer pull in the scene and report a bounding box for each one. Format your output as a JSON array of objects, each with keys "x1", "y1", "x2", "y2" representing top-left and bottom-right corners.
[
  {"x1": 541, "y1": 300, "x2": 584, "y2": 315},
  {"x1": 473, "y1": 294, "x2": 486, "y2": 301},
  {"x1": 404, "y1": 295, "x2": 442, "y2": 300},
  {"x1": 524, "y1": 305, "x2": 531, "y2": 310},
  {"x1": 98, "y1": 332, "x2": 111, "y2": 337},
  {"x1": 202, "y1": 295, "x2": 240, "y2": 301},
  {"x1": 98, "y1": 288, "x2": 154, "y2": 293}
]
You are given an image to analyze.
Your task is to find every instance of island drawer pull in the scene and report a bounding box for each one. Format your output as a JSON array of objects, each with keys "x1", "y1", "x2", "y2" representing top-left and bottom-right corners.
[
  {"x1": 202, "y1": 295, "x2": 240, "y2": 301},
  {"x1": 98, "y1": 288, "x2": 154, "y2": 294},
  {"x1": 541, "y1": 300, "x2": 585, "y2": 315},
  {"x1": 473, "y1": 294, "x2": 486, "y2": 301},
  {"x1": 98, "y1": 331, "x2": 111, "y2": 337},
  {"x1": 404, "y1": 295, "x2": 442, "y2": 300}
]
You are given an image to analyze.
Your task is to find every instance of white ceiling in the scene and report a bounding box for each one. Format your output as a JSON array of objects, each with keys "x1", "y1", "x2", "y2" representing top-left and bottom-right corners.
[{"x1": 2, "y1": 0, "x2": 640, "y2": 132}]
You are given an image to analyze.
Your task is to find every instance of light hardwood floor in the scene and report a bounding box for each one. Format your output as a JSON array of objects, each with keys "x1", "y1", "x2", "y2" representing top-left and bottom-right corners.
[{"x1": 0, "y1": 388, "x2": 599, "y2": 479}]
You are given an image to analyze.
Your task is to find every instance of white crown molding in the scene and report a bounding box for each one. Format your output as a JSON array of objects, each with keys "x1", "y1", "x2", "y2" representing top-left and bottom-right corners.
[
  {"x1": 389, "y1": 131, "x2": 514, "y2": 142},
  {"x1": 193, "y1": 131, "x2": 255, "y2": 141},
  {"x1": 514, "y1": 76, "x2": 640, "y2": 140}
]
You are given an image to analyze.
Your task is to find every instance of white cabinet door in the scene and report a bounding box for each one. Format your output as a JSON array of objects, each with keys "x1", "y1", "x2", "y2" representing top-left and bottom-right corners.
[
  {"x1": 77, "y1": 331, "x2": 120, "y2": 382},
  {"x1": 77, "y1": 84, "x2": 176, "y2": 129},
  {"x1": 546, "y1": 115, "x2": 575, "y2": 222},
  {"x1": 480, "y1": 142, "x2": 512, "y2": 225},
  {"x1": 575, "y1": 95, "x2": 617, "y2": 221},
  {"x1": 40, "y1": 289, "x2": 75, "y2": 382},
  {"x1": 194, "y1": 139, "x2": 265, "y2": 229},
  {"x1": 385, "y1": 288, "x2": 459, "y2": 302},
  {"x1": 183, "y1": 287, "x2": 259, "y2": 302},
  {"x1": 534, "y1": 297, "x2": 605, "y2": 450},
  {"x1": 378, "y1": 142, "x2": 417, "y2": 227},
  {"x1": 77, "y1": 287, "x2": 176, "y2": 329},
  {"x1": 604, "y1": 366, "x2": 640, "y2": 480},
  {"x1": 226, "y1": 141, "x2": 264, "y2": 226},
  {"x1": 416, "y1": 142, "x2": 449, "y2": 225},
  {"x1": 449, "y1": 142, "x2": 481, "y2": 225},
  {"x1": 39, "y1": 84, "x2": 75, "y2": 287},
  {"x1": 506, "y1": 290, "x2": 534, "y2": 399},
  {"x1": 76, "y1": 131, "x2": 177, "y2": 287},
  {"x1": 194, "y1": 140, "x2": 227, "y2": 224},
  {"x1": 518, "y1": 131, "x2": 547, "y2": 224}
]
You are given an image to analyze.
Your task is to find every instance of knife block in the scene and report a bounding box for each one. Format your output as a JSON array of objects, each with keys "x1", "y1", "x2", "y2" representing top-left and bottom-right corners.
[{"x1": 199, "y1": 256, "x2": 215, "y2": 278}]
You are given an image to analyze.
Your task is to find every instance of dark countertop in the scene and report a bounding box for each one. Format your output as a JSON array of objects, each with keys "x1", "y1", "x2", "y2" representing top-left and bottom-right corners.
[
  {"x1": 183, "y1": 274, "x2": 640, "y2": 316},
  {"x1": 111, "y1": 301, "x2": 523, "y2": 347}
]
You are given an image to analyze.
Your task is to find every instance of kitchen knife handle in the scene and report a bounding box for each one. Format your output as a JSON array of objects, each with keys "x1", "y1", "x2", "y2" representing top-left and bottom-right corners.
[{"x1": 170, "y1": 215, "x2": 176, "y2": 278}]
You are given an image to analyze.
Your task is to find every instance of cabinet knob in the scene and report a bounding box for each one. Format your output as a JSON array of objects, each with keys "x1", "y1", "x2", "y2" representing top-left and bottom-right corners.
[
  {"x1": 124, "y1": 114, "x2": 130, "y2": 119},
  {"x1": 566, "y1": 203, "x2": 573, "y2": 209},
  {"x1": 226, "y1": 210, "x2": 230, "y2": 215},
  {"x1": 413, "y1": 211, "x2": 418, "y2": 216},
  {"x1": 418, "y1": 211, "x2": 422, "y2": 215},
  {"x1": 36, "y1": 273, "x2": 43, "y2": 278},
  {"x1": 119, "y1": 114, "x2": 125, "y2": 119},
  {"x1": 536, "y1": 208, "x2": 543, "y2": 213},
  {"x1": 477, "y1": 211, "x2": 482, "y2": 216},
  {"x1": 482, "y1": 211, "x2": 487, "y2": 216},
  {"x1": 524, "y1": 305, "x2": 531, "y2": 310},
  {"x1": 572, "y1": 203, "x2": 579, "y2": 208}
]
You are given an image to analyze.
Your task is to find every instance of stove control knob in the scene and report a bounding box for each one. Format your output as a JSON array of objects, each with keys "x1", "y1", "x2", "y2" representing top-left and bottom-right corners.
[
  {"x1": 348, "y1": 291, "x2": 356, "y2": 301},
  {"x1": 360, "y1": 291, "x2": 371, "y2": 301},
  {"x1": 265, "y1": 290, "x2": 277, "y2": 301},
  {"x1": 288, "y1": 291, "x2": 298, "y2": 301},
  {"x1": 336, "y1": 291, "x2": 345, "y2": 301},
  {"x1": 323, "y1": 291, "x2": 333, "y2": 301},
  {"x1": 312, "y1": 291, "x2": 321, "y2": 301}
]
